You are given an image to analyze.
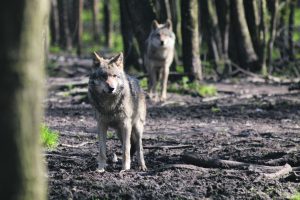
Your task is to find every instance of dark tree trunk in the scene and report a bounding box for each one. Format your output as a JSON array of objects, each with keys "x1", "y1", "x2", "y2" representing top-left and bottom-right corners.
[
  {"x1": 91, "y1": 0, "x2": 100, "y2": 42},
  {"x1": 257, "y1": 0, "x2": 268, "y2": 75},
  {"x1": 74, "y1": 0, "x2": 83, "y2": 56},
  {"x1": 50, "y1": 0, "x2": 60, "y2": 45},
  {"x1": 230, "y1": 0, "x2": 258, "y2": 70},
  {"x1": 181, "y1": 0, "x2": 202, "y2": 81},
  {"x1": 244, "y1": 0, "x2": 260, "y2": 56},
  {"x1": 119, "y1": 0, "x2": 141, "y2": 71},
  {"x1": 288, "y1": 0, "x2": 295, "y2": 61},
  {"x1": 267, "y1": 0, "x2": 279, "y2": 74},
  {"x1": 103, "y1": 0, "x2": 113, "y2": 48},
  {"x1": 58, "y1": 0, "x2": 72, "y2": 50},
  {"x1": 0, "y1": 0, "x2": 49, "y2": 199},
  {"x1": 215, "y1": 0, "x2": 231, "y2": 75},
  {"x1": 124, "y1": 0, "x2": 156, "y2": 55}
]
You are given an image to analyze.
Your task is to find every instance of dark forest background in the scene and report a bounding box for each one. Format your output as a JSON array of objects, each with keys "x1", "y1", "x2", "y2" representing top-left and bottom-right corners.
[{"x1": 49, "y1": 0, "x2": 300, "y2": 81}]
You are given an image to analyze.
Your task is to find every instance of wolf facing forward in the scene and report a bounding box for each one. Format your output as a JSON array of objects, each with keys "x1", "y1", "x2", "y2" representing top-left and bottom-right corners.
[
  {"x1": 88, "y1": 52, "x2": 147, "y2": 171},
  {"x1": 144, "y1": 19, "x2": 176, "y2": 102}
]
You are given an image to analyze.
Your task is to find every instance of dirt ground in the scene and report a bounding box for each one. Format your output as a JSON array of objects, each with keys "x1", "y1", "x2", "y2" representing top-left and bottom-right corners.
[{"x1": 45, "y1": 56, "x2": 300, "y2": 199}]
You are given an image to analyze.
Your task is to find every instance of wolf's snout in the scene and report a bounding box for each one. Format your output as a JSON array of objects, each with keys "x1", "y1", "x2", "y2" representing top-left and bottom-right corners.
[
  {"x1": 160, "y1": 41, "x2": 164, "y2": 46},
  {"x1": 107, "y1": 86, "x2": 115, "y2": 93}
]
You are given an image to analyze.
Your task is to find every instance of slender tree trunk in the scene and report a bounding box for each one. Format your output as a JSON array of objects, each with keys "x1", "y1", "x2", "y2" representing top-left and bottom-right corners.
[
  {"x1": 0, "y1": 0, "x2": 49, "y2": 199},
  {"x1": 124, "y1": 0, "x2": 156, "y2": 55},
  {"x1": 181, "y1": 0, "x2": 202, "y2": 81},
  {"x1": 103, "y1": 0, "x2": 113, "y2": 48},
  {"x1": 288, "y1": 0, "x2": 295, "y2": 61},
  {"x1": 230, "y1": 0, "x2": 258, "y2": 70},
  {"x1": 75, "y1": 0, "x2": 83, "y2": 56},
  {"x1": 50, "y1": 0, "x2": 60, "y2": 45},
  {"x1": 244, "y1": 0, "x2": 260, "y2": 56},
  {"x1": 119, "y1": 0, "x2": 141, "y2": 71},
  {"x1": 215, "y1": 0, "x2": 231, "y2": 75},
  {"x1": 258, "y1": 0, "x2": 268, "y2": 75},
  {"x1": 91, "y1": 0, "x2": 100, "y2": 42},
  {"x1": 58, "y1": 0, "x2": 72, "y2": 50},
  {"x1": 267, "y1": 0, "x2": 279, "y2": 74}
]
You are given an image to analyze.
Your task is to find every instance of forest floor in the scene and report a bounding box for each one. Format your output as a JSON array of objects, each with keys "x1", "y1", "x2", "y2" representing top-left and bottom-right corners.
[{"x1": 45, "y1": 55, "x2": 300, "y2": 199}]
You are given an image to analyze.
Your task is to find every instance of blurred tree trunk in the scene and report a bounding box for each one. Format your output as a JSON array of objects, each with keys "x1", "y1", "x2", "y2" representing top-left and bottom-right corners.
[
  {"x1": 103, "y1": 0, "x2": 112, "y2": 48},
  {"x1": 288, "y1": 0, "x2": 295, "y2": 61},
  {"x1": 91, "y1": 0, "x2": 100, "y2": 42},
  {"x1": 50, "y1": 0, "x2": 60, "y2": 45},
  {"x1": 124, "y1": 0, "x2": 156, "y2": 55},
  {"x1": 181, "y1": 0, "x2": 202, "y2": 81},
  {"x1": 215, "y1": 0, "x2": 231, "y2": 76},
  {"x1": 230, "y1": 0, "x2": 258, "y2": 70},
  {"x1": 169, "y1": 0, "x2": 180, "y2": 69},
  {"x1": 0, "y1": 0, "x2": 48, "y2": 199},
  {"x1": 267, "y1": 0, "x2": 279, "y2": 74},
  {"x1": 58, "y1": 0, "x2": 72, "y2": 50},
  {"x1": 244, "y1": 0, "x2": 260, "y2": 56},
  {"x1": 74, "y1": 0, "x2": 83, "y2": 56},
  {"x1": 119, "y1": 0, "x2": 141, "y2": 71},
  {"x1": 257, "y1": 0, "x2": 268, "y2": 75}
]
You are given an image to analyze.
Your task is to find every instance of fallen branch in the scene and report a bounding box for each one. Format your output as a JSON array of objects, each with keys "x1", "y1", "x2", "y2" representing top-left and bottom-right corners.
[
  {"x1": 61, "y1": 141, "x2": 95, "y2": 148},
  {"x1": 156, "y1": 164, "x2": 208, "y2": 172},
  {"x1": 182, "y1": 153, "x2": 296, "y2": 176},
  {"x1": 262, "y1": 164, "x2": 292, "y2": 179},
  {"x1": 144, "y1": 144, "x2": 194, "y2": 150}
]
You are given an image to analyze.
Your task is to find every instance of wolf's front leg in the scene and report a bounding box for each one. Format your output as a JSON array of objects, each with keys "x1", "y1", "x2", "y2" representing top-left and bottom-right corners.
[
  {"x1": 121, "y1": 120, "x2": 132, "y2": 170},
  {"x1": 97, "y1": 122, "x2": 108, "y2": 172},
  {"x1": 160, "y1": 66, "x2": 170, "y2": 101}
]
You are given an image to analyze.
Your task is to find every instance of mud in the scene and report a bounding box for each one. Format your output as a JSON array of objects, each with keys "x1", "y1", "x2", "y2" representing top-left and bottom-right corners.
[{"x1": 45, "y1": 58, "x2": 300, "y2": 199}]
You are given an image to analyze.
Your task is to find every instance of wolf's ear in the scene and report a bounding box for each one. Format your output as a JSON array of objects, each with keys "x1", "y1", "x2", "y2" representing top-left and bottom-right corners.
[
  {"x1": 109, "y1": 52, "x2": 124, "y2": 68},
  {"x1": 165, "y1": 19, "x2": 172, "y2": 30},
  {"x1": 152, "y1": 20, "x2": 159, "y2": 30},
  {"x1": 93, "y1": 51, "x2": 106, "y2": 65}
]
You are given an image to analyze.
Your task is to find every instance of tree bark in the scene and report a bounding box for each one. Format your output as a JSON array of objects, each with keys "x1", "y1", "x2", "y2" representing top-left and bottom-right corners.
[
  {"x1": 50, "y1": 0, "x2": 60, "y2": 45},
  {"x1": 0, "y1": 0, "x2": 49, "y2": 199},
  {"x1": 181, "y1": 0, "x2": 202, "y2": 81},
  {"x1": 58, "y1": 0, "x2": 72, "y2": 50},
  {"x1": 124, "y1": 0, "x2": 156, "y2": 54},
  {"x1": 267, "y1": 0, "x2": 279, "y2": 74},
  {"x1": 91, "y1": 0, "x2": 100, "y2": 42},
  {"x1": 288, "y1": 0, "x2": 295, "y2": 61},
  {"x1": 119, "y1": 0, "x2": 141, "y2": 71},
  {"x1": 103, "y1": 0, "x2": 113, "y2": 48},
  {"x1": 215, "y1": 0, "x2": 231, "y2": 76},
  {"x1": 75, "y1": 0, "x2": 83, "y2": 56},
  {"x1": 230, "y1": 0, "x2": 258, "y2": 70}
]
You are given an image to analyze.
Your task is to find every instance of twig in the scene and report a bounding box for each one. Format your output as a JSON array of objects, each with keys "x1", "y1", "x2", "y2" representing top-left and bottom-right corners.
[
  {"x1": 144, "y1": 144, "x2": 194, "y2": 150},
  {"x1": 61, "y1": 141, "x2": 95, "y2": 148},
  {"x1": 156, "y1": 164, "x2": 208, "y2": 172},
  {"x1": 262, "y1": 164, "x2": 292, "y2": 179}
]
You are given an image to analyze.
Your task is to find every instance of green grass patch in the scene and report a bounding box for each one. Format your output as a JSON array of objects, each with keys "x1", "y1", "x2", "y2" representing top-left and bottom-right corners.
[
  {"x1": 140, "y1": 77, "x2": 148, "y2": 90},
  {"x1": 49, "y1": 45, "x2": 62, "y2": 54},
  {"x1": 107, "y1": 131, "x2": 117, "y2": 139},
  {"x1": 291, "y1": 192, "x2": 300, "y2": 200},
  {"x1": 168, "y1": 76, "x2": 217, "y2": 97},
  {"x1": 211, "y1": 106, "x2": 221, "y2": 113},
  {"x1": 41, "y1": 124, "x2": 59, "y2": 150},
  {"x1": 175, "y1": 65, "x2": 184, "y2": 74}
]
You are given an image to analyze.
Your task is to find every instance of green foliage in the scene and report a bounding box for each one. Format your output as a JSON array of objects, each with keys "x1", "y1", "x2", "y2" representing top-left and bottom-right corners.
[
  {"x1": 291, "y1": 192, "x2": 300, "y2": 200},
  {"x1": 168, "y1": 76, "x2": 217, "y2": 97},
  {"x1": 176, "y1": 65, "x2": 184, "y2": 74},
  {"x1": 111, "y1": 32, "x2": 123, "y2": 53},
  {"x1": 140, "y1": 77, "x2": 148, "y2": 90},
  {"x1": 41, "y1": 124, "x2": 59, "y2": 150},
  {"x1": 49, "y1": 45, "x2": 62, "y2": 53},
  {"x1": 211, "y1": 106, "x2": 221, "y2": 113},
  {"x1": 107, "y1": 131, "x2": 116, "y2": 139}
]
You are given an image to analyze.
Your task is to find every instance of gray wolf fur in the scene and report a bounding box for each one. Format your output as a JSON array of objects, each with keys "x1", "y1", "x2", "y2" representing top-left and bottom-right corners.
[
  {"x1": 144, "y1": 19, "x2": 175, "y2": 101},
  {"x1": 88, "y1": 52, "x2": 147, "y2": 171}
]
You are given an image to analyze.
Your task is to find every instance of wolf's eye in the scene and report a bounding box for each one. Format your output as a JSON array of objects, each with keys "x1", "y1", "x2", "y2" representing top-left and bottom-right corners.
[{"x1": 112, "y1": 74, "x2": 117, "y2": 78}]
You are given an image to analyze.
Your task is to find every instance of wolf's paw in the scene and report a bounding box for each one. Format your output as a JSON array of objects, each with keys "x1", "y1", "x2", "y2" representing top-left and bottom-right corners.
[
  {"x1": 96, "y1": 168, "x2": 105, "y2": 173},
  {"x1": 139, "y1": 165, "x2": 148, "y2": 171}
]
